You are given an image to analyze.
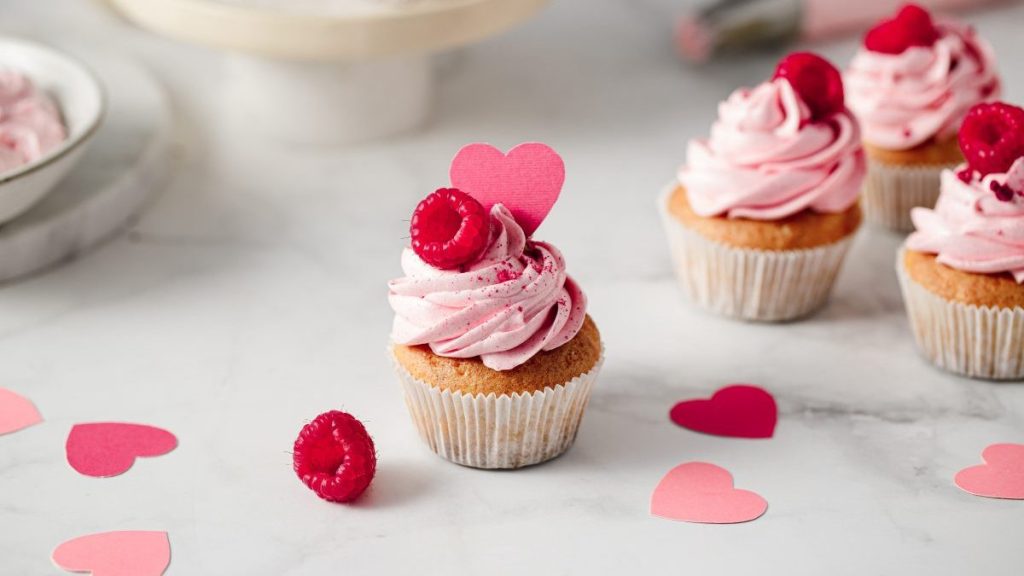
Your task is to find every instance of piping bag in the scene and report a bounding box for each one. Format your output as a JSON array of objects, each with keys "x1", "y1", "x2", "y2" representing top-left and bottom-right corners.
[{"x1": 677, "y1": 0, "x2": 1013, "y2": 62}]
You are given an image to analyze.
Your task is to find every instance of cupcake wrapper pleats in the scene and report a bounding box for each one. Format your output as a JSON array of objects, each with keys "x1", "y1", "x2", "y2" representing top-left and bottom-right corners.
[
  {"x1": 392, "y1": 349, "x2": 603, "y2": 469},
  {"x1": 862, "y1": 159, "x2": 953, "y2": 232},
  {"x1": 658, "y1": 187, "x2": 854, "y2": 322},
  {"x1": 897, "y1": 248, "x2": 1024, "y2": 380}
]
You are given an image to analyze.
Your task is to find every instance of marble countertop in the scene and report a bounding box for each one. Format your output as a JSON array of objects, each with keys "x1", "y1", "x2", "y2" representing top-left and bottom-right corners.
[{"x1": 3, "y1": 0, "x2": 1024, "y2": 574}]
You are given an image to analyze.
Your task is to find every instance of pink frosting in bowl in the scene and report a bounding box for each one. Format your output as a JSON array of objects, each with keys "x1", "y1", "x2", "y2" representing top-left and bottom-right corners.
[
  {"x1": 0, "y1": 68, "x2": 66, "y2": 174},
  {"x1": 388, "y1": 204, "x2": 587, "y2": 371},
  {"x1": 907, "y1": 161, "x2": 1024, "y2": 283},
  {"x1": 677, "y1": 78, "x2": 865, "y2": 221},
  {"x1": 846, "y1": 21, "x2": 1000, "y2": 151}
]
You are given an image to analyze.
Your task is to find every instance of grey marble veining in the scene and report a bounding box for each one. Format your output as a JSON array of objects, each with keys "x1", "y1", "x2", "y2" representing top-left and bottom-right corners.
[{"x1": 1, "y1": 0, "x2": 1023, "y2": 574}]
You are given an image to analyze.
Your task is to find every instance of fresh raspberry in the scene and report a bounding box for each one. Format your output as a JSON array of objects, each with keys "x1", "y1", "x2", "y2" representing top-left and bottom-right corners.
[
  {"x1": 293, "y1": 410, "x2": 376, "y2": 503},
  {"x1": 410, "y1": 188, "x2": 490, "y2": 270},
  {"x1": 773, "y1": 52, "x2": 845, "y2": 122},
  {"x1": 864, "y1": 4, "x2": 940, "y2": 55},
  {"x1": 958, "y1": 102, "x2": 1024, "y2": 177}
]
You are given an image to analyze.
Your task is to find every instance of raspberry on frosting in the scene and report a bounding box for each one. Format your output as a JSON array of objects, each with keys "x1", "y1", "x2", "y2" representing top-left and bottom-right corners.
[
  {"x1": 864, "y1": 4, "x2": 940, "y2": 55},
  {"x1": 772, "y1": 52, "x2": 845, "y2": 122},
  {"x1": 958, "y1": 102, "x2": 1024, "y2": 179},
  {"x1": 410, "y1": 188, "x2": 490, "y2": 270}
]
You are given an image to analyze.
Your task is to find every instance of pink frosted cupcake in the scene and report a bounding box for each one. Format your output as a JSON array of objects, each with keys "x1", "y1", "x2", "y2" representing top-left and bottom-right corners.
[
  {"x1": 846, "y1": 3, "x2": 1000, "y2": 231},
  {"x1": 388, "y1": 143, "x2": 603, "y2": 469},
  {"x1": 898, "y1": 102, "x2": 1024, "y2": 380},
  {"x1": 659, "y1": 52, "x2": 866, "y2": 321}
]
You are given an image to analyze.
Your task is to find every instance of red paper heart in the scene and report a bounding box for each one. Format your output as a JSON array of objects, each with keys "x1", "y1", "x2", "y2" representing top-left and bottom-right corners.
[
  {"x1": 449, "y1": 142, "x2": 565, "y2": 237},
  {"x1": 651, "y1": 462, "x2": 768, "y2": 524},
  {"x1": 0, "y1": 387, "x2": 42, "y2": 435},
  {"x1": 955, "y1": 443, "x2": 1024, "y2": 500},
  {"x1": 53, "y1": 530, "x2": 170, "y2": 576},
  {"x1": 670, "y1": 384, "x2": 777, "y2": 439},
  {"x1": 66, "y1": 423, "x2": 177, "y2": 478}
]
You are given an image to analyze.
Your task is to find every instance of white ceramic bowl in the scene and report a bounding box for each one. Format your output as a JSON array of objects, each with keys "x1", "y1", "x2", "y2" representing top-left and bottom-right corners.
[{"x1": 0, "y1": 37, "x2": 104, "y2": 224}]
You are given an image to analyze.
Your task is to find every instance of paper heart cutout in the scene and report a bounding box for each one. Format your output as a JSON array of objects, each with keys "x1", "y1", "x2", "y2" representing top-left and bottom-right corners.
[
  {"x1": 449, "y1": 142, "x2": 565, "y2": 236},
  {"x1": 0, "y1": 387, "x2": 42, "y2": 435},
  {"x1": 66, "y1": 423, "x2": 177, "y2": 478},
  {"x1": 954, "y1": 443, "x2": 1024, "y2": 500},
  {"x1": 651, "y1": 462, "x2": 768, "y2": 524},
  {"x1": 670, "y1": 384, "x2": 777, "y2": 439},
  {"x1": 53, "y1": 530, "x2": 170, "y2": 576}
]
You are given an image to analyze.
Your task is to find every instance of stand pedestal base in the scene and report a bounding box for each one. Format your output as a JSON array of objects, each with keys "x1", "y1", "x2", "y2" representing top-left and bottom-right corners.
[{"x1": 224, "y1": 53, "x2": 432, "y2": 145}]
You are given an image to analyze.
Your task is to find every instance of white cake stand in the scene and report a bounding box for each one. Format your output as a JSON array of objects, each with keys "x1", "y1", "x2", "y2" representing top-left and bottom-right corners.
[
  {"x1": 107, "y1": 0, "x2": 549, "y2": 144},
  {"x1": 0, "y1": 50, "x2": 171, "y2": 283}
]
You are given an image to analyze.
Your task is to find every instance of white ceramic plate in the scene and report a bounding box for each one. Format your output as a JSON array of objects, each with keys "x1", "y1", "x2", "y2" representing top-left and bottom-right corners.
[{"x1": 0, "y1": 37, "x2": 104, "y2": 224}]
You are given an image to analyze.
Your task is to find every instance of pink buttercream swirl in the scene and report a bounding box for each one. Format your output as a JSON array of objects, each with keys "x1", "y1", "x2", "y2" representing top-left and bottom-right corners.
[
  {"x1": 677, "y1": 78, "x2": 866, "y2": 220},
  {"x1": 388, "y1": 204, "x2": 587, "y2": 371},
  {"x1": 908, "y1": 160, "x2": 1024, "y2": 283},
  {"x1": 846, "y1": 21, "x2": 1000, "y2": 150},
  {"x1": 0, "y1": 68, "x2": 67, "y2": 174}
]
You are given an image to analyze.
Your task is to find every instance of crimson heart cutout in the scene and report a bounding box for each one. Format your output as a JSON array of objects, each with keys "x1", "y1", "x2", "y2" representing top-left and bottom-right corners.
[
  {"x1": 651, "y1": 462, "x2": 768, "y2": 524},
  {"x1": 66, "y1": 423, "x2": 177, "y2": 478},
  {"x1": 955, "y1": 443, "x2": 1024, "y2": 500},
  {"x1": 53, "y1": 530, "x2": 170, "y2": 576},
  {"x1": 449, "y1": 142, "x2": 565, "y2": 237},
  {"x1": 670, "y1": 384, "x2": 777, "y2": 439}
]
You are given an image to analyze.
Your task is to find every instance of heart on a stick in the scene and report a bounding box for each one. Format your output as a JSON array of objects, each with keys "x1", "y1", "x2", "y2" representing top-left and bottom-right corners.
[{"x1": 449, "y1": 142, "x2": 565, "y2": 237}]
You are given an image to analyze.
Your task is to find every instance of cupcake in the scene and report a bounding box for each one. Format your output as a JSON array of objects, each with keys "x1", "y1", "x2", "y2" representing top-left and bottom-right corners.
[
  {"x1": 846, "y1": 3, "x2": 1000, "y2": 231},
  {"x1": 659, "y1": 52, "x2": 866, "y2": 322},
  {"x1": 388, "y1": 143, "x2": 603, "y2": 469},
  {"x1": 898, "y1": 102, "x2": 1024, "y2": 380}
]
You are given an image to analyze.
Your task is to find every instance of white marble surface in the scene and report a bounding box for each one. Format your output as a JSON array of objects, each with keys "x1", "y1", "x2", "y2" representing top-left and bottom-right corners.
[{"x1": 2, "y1": 0, "x2": 1024, "y2": 574}]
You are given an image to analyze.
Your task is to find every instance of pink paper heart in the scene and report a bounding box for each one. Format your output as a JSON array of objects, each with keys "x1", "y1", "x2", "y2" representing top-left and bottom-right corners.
[
  {"x1": 670, "y1": 384, "x2": 777, "y2": 439},
  {"x1": 651, "y1": 462, "x2": 768, "y2": 524},
  {"x1": 0, "y1": 387, "x2": 42, "y2": 435},
  {"x1": 53, "y1": 530, "x2": 170, "y2": 576},
  {"x1": 66, "y1": 423, "x2": 177, "y2": 478},
  {"x1": 955, "y1": 443, "x2": 1024, "y2": 500},
  {"x1": 449, "y1": 142, "x2": 565, "y2": 236}
]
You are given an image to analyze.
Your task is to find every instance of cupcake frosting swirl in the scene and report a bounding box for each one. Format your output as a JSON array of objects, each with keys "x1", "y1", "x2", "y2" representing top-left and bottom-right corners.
[
  {"x1": 389, "y1": 204, "x2": 587, "y2": 371},
  {"x1": 846, "y1": 22, "x2": 1000, "y2": 150},
  {"x1": 678, "y1": 78, "x2": 865, "y2": 220},
  {"x1": 908, "y1": 162, "x2": 1024, "y2": 283},
  {"x1": 0, "y1": 69, "x2": 67, "y2": 174}
]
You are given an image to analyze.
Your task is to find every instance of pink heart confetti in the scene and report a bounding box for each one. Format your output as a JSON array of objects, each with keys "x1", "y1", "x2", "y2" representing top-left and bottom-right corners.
[
  {"x1": 0, "y1": 387, "x2": 42, "y2": 435},
  {"x1": 651, "y1": 462, "x2": 768, "y2": 524},
  {"x1": 449, "y1": 142, "x2": 565, "y2": 237},
  {"x1": 670, "y1": 384, "x2": 777, "y2": 439},
  {"x1": 53, "y1": 530, "x2": 170, "y2": 576},
  {"x1": 955, "y1": 443, "x2": 1024, "y2": 500},
  {"x1": 66, "y1": 423, "x2": 177, "y2": 478}
]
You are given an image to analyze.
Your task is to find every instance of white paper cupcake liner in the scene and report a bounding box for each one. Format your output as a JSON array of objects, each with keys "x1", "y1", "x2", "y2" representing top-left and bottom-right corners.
[
  {"x1": 862, "y1": 159, "x2": 954, "y2": 232},
  {"x1": 897, "y1": 248, "x2": 1024, "y2": 380},
  {"x1": 392, "y1": 348, "x2": 604, "y2": 469},
  {"x1": 658, "y1": 186, "x2": 854, "y2": 322}
]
